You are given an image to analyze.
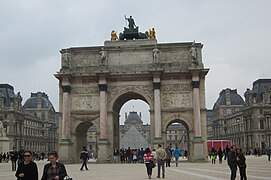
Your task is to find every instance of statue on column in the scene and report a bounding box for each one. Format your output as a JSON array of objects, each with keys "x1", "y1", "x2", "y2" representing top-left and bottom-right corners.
[
  {"x1": 62, "y1": 49, "x2": 70, "y2": 67},
  {"x1": 0, "y1": 121, "x2": 6, "y2": 137},
  {"x1": 148, "y1": 28, "x2": 156, "y2": 39},
  {"x1": 125, "y1": 15, "x2": 137, "y2": 30},
  {"x1": 153, "y1": 46, "x2": 160, "y2": 67},
  {"x1": 190, "y1": 41, "x2": 198, "y2": 66},
  {"x1": 99, "y1": 47, "x2": 107, "y2": 66},
  {"x1": 111, "y1": 30, "x2": 118, "y2": 41}
]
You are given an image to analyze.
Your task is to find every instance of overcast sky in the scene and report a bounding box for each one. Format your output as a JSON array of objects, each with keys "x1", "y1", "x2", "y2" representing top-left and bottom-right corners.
[{"x1": 1, "y1": 1, "x2": 271, "y2": 124}]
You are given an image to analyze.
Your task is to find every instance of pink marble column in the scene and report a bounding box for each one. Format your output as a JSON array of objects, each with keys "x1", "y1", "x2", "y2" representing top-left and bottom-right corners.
[
  {"x1": 99, "y1": 84, "x2": 108, "y2": 139},
  {"x1": 192, "y1": 81, "x2": 201, "y2": 137},
  {"x1": 153, "y1": 81, "x2": 161, "y2": 138},
  {"x1": 62, "y1": 85, "x2": 71, "y2": 140}
]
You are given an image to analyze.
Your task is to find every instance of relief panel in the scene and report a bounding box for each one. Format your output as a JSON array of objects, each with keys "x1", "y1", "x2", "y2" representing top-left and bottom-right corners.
[
  {"x1": 71, "y1": 96, "x2": 99, "y2": 111},
  {"x1": 161, "y1": 93, "x2": 192, "y2": 108}
]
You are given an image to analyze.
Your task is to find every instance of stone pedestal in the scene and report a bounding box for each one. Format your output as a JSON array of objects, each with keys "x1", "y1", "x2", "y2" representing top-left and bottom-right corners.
[
  {"x1": 58, "y1": 140, "x2": 73, "y2": 163},
  {"x1": 0, "y1": 136, "x2": 10, "y2": 153},
  {"x1": 97, "y1": 139, "x2": 110, "y2": 163},
  {"x1": 192, "y1": 137, "x2": 205, "y2": 161}
]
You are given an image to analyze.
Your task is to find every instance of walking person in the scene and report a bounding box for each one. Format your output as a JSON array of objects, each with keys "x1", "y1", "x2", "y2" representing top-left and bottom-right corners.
[
  {"x1": 41, "y1": 151, "x2": 68, "y2": 180},
  {"x1": 218, "y1": 147, "x2": 223, "y2": 164},
  {"x1": 224, "y1": 145, "x2": 230, "y2": 160},
  {"x1": 15, "y1": 150, "x2": 38, "y2": 180},
  {"x1": 144, "y1": 148, "x2": 155, "y2": 179},
  {"x1": 210, "y1": 147, "x2": 217, "y2": 164},
  {"x1": 266, "y1": 147, "x2": 271, "y2": 162},
  {"x1": 165, "y1": 146, "x2": 172, "y2": 167},
  {"x1": 156, "y1": 144, "x2": 167, "y2": 179},
  {"x1": 80, "y1": 146, "x2": 89, "y2": 170},
  {"x1": 173, "y1": 147, "x2": 181, "y2": 167},
  {"x1": 227, "y1": 145, "x2": 238, "y2": 180},
  {"x1": 237, "y1": 148, "x2": 247, "y2": 180},
  {"x1": 10, "y1": 148, "x2": 18, "y2": 171},
  {"x1": 113, "y1": 147, "x2": 119, "y2": 163}
]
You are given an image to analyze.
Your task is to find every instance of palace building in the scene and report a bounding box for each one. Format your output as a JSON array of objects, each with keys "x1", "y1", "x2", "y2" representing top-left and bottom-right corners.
[
  {"x1": 208, "y1": 79, "x2": 271, "y2": 151},
  {"x1": 0, "y1": 84, "x2": 58, "y2": 153}
]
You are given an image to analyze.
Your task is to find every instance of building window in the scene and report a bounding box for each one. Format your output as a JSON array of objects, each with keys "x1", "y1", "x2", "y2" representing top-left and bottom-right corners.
[{"x1": 260, "y1": 120, "x2": 264, "y2": 129}]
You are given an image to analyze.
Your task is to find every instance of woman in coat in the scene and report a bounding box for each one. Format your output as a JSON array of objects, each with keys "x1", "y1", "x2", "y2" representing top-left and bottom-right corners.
[
  {"x1": 144, "y1": 148, "x2": 155, "y2": 179},
  {"x1": 15, "y1": 150, "x2": 38, "y2": 180},
  {"x1": 41, "y1": 151, "x2": 67, "y2": 180},
  {"x1": 237, "y1": 148, "x2": 247, "y2": 180}
]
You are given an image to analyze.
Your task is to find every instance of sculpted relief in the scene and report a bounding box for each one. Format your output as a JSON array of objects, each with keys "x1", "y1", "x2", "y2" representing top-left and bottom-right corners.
[
  {"x1": 161, "y1": 93, "x2": 192, "y2": 108},
  {"x1": 71, "y1": 87, "x2": 99, "y2": 94},
  {"x1": 161, "y1": 83, "x2": 192, "y2": 92},
  {"x1": 71, "y1": 96, "x2": 99, "y2": 111}
]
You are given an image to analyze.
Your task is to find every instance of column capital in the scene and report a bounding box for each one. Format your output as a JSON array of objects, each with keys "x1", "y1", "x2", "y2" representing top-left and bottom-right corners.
[
  {"x1": 153, "y1": 82, "x2": 161, "y2": 90},
  {"x1": 192, "y1": 81, "x2": 200, "y2": 88},
  {"x1": 62, "y1": 85, "x2": 71, "y2": 93},
  {"x1": 98, "y1": 84, "x2": 108, "y2": 91}
]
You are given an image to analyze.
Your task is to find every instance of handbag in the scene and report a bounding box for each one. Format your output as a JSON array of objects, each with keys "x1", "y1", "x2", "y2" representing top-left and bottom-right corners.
[
  {"x1": 64, "y1": 175, "x2": 73, "y2": 180},
  {"x1": 150, "y1": 160, "x2": 156, "y2": 168}
]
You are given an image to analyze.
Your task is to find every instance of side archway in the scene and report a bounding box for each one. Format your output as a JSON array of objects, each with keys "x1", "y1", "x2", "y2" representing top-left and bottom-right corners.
[{"x1": 163, "y1": 118, "x2": 191, "y2": 161}]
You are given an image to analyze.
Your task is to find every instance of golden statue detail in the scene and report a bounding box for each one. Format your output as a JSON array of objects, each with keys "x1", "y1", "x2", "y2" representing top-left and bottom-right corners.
[
  {"x1": 111, "y1": 30, "x2": 118, "y2": 41},
  {"x1": 148, "y1": 28, "x2": 156, "y2": 39}
]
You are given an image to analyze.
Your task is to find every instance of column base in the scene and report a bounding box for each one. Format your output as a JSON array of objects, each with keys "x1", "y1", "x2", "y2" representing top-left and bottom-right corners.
[
  {"x1": 59, "y1": 139, "x2": 74, "y2": 164},
  {"x1": 97, "y1": 139, "x2": 111, "y2": 163},
  {"x1": 192, "y1": 136, "x2": 207, "y2": 162},
  {"x1": 0, "y1": 136, "x2": 10, "y2": 153}
]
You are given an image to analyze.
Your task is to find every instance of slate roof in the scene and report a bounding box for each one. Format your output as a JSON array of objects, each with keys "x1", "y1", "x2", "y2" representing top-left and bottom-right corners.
[
  {"x1": 23, "y1": 92, "x2": 54, "y2": 109},
  {"x1": 213, "y1": 89, "x2": 244, "y2": 109}
]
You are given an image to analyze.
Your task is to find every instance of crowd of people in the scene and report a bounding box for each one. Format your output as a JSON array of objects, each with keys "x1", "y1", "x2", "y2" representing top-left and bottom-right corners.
[
  {"x1": 4, "y1": 144, "x2": 271, "y2": 180},
  {"x1": 112, "y1": 145, "x2": 187, "y2": 179},
  {"x1": 112, "y1": 146, "x2": 188, "y2": 165}
]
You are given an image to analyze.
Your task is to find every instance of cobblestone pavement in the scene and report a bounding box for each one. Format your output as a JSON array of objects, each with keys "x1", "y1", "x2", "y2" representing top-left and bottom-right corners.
[{"x1": 1, "y1": 156, "x2": 270, "y2": 180}]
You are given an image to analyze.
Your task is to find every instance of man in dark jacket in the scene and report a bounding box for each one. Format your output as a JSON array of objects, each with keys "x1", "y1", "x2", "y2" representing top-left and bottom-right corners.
[
  {"x1": 80, "y1": 146, "x2": 89, "y2": 170},
  {"x1": 10, "y1": 148, "x2": 18, "y2": 171},
  {"x1": 227, "y1": 145, "x2": 237, "y2": 180}
]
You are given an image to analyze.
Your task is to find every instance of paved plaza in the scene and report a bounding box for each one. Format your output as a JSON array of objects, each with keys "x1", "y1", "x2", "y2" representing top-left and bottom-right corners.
[{"x1": 0, "y1": 156, "x2": 270, "y2": 180}]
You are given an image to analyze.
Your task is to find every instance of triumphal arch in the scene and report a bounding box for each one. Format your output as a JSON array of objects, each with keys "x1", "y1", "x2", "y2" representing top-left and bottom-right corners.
[{"x1": 55, "y1": 19, "x2": 209, "y2": 163}]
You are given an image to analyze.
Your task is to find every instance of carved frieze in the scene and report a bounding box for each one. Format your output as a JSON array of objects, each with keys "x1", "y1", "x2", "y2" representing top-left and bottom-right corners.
[
  {"x1": 71, "y1": 87, "x2": 99, "y2": 94},
  {"x1": 161, "y1": 93, "x2": 192, "y2": 108},
  {"x1": 161, "y1": 83, "x2": 192, "y2": 92},
  {"x1": 71, "y1": 96, "x2": 99, "y2": 111}
]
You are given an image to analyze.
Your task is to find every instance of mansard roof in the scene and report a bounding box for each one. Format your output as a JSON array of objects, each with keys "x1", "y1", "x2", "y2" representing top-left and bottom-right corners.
[
  {"x1": 213, "y1": 88, "x2": 244, "y2": 109},
  {"x1": 23, "y1": 92, "x2": 54, "y2": 109},
  {"x1": 251, "y1": 79, "x2": 271, "y2": 103},
  {"x1": 0, "y1": 84, "x2": 15, "y2": 107},
  {"x1": 124, "y1": 111, "x2": 143, "y2": 124}
]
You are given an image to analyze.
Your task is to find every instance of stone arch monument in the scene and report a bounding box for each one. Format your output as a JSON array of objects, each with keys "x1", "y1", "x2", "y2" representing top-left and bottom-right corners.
[{"x1": 55, "y1": 34, "x2": 209, "y2": 163}]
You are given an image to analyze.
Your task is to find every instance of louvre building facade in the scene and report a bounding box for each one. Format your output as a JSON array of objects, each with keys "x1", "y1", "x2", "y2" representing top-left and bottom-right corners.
[
  {"x1": 208, "y1": 79, "x2": 271, "y2": 151},
  {"x1": 0, "y1": 84, "x2": 58, "y2": 153}
]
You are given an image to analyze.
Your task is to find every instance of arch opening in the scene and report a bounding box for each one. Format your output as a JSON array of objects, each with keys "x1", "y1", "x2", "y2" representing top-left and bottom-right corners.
[
  {"x1": 165, "y1": 120, "x2": 190, "y2": 162},
  {"x1": 111, "y1": 91, "x2": 151, "y2": 162}
]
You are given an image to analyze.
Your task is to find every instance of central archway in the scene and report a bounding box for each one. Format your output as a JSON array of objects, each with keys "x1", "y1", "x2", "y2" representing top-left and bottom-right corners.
[{"x1": 109, "y1": 90, "x2": 154, "y2": 152}]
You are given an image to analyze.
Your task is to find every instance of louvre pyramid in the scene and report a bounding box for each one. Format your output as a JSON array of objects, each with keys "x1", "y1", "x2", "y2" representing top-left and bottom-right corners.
[{"x1": 120, "y1": 125, "x2": 150, "y2": 149}]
